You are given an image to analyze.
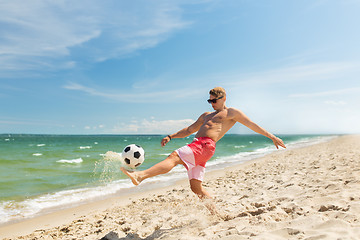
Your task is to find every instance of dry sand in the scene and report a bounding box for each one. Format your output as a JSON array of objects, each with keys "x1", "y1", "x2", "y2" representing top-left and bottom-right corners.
[{"x1": 1, "y1": 135, "x2": 360, "y2": 240}]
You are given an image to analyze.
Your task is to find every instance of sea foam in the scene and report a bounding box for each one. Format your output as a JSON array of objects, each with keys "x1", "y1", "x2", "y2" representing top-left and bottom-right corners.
[
  {"x1": 57, "y1": 158, "x2": 83, "y2": 164},
  {"x1": 80, "y1": 146, "x2": 92, "y2": 149}
]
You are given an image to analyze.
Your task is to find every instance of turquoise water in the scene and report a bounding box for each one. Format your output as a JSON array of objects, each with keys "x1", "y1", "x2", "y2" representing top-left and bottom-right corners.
[{"x1": 0, "y1": 134, "x2": 336, "y2": 224}]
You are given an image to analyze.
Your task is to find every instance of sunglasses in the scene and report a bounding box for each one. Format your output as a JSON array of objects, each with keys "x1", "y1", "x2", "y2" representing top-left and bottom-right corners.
[{"x1": 207, "y1": 96, "x2": 224, "y2": 104}]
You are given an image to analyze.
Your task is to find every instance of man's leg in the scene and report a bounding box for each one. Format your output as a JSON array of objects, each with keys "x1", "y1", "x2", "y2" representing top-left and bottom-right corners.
[
  {"x1": 121, "y1": 151, "x2": 184, "y2": 185},
  {"x1": 189, "y1": 179, "x2": 212, "y2": 199},
  {"x1": 190, "y1": 179, "x2": 222, "y2": 216}
]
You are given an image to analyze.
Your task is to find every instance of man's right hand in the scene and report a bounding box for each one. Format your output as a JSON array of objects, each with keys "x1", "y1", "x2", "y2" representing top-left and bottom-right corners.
[{"x1": 161, "y1": 136, "x2": 171, "y2": 147}]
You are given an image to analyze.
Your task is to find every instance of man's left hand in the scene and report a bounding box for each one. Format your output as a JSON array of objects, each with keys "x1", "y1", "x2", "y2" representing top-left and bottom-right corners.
[{"x1": 273, "y1": 137, "x2": 286, "y2": 149}]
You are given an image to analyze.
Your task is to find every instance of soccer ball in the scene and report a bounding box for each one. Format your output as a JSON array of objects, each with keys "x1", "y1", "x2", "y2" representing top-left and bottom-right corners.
[{"x1": 121, "y1": 144, "x2": 145, "y2": 169}]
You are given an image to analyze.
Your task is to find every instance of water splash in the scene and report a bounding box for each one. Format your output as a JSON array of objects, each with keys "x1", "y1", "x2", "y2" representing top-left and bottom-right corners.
[{"x1": 94, "y1": 151, "x2": 123, "y2": 183}]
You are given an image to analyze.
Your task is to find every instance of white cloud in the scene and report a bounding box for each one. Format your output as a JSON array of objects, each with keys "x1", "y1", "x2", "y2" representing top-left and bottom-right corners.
[
  {"x1": 324, "y1": 100, "x2": 347, "y2": 106},
  {"x1": 112, "y1": 118, "x2": 194, "y2": 134},
  {"x1": 0, "y1": 118, "x2": 64, "y2": 127},
  {"x1": 63, "y1": 82, "x2": 201, "y2": 103},
  {"x1": 222, "y1": 62, "x2": 360, "y2": 86},
  {"x1": 289, "y1": 88, "x2": 360, "y2": 98},
  {"x1": 0, "y1": 0, "x2": 194, "y2": 73},
  {"x1": 63, "y1": 61, "x2": 360, "y2": 104}
]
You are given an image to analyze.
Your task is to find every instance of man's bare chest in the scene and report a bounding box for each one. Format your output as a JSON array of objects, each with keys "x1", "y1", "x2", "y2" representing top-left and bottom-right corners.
[{"x1": 205, "y1": 111, "x2": 229, "y2": 124}]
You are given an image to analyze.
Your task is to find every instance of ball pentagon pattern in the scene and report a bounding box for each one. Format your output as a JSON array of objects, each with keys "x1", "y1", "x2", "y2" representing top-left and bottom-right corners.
[{"x1": 121, "y1": 144, "x2": 145, "y2": 168}]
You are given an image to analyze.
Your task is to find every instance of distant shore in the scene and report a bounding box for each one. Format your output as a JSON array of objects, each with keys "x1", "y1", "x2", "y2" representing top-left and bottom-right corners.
[{"x1": 1, "y1": 135, "x2": 359, "y2": 239}]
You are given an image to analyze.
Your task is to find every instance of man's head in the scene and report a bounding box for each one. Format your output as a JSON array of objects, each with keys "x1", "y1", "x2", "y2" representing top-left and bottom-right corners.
[
  {"x1": 208, "y1": 87, "x2": 226, "y2": 110},
  {"x1": 209, "y1": 87, "x2": 226, "y2": 98}
]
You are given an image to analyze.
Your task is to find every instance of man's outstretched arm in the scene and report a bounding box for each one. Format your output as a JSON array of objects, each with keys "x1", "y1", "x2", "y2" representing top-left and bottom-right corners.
[
  {"x1": 232, "y1": 108, "x2": 286, "y2": 149},
  {"x1": 161, "y1": 112, "x2": 208, "y2": 147}
]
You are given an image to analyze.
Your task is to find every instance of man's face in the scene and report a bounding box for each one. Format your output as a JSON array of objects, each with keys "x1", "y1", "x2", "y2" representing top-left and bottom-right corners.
[{"x1": 208, "y1": 94, "x2": 224, "y2": 110}]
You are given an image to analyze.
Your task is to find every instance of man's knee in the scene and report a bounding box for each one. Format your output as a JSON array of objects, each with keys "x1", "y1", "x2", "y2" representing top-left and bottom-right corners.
[{"x1": 169, "y1": 151, "x2": 184, "y2": 166}]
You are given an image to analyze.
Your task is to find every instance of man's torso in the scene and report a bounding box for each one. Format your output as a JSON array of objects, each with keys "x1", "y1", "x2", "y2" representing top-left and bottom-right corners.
[{"x1": 195, "y1": 108, "x2": 236, "y2": 142}]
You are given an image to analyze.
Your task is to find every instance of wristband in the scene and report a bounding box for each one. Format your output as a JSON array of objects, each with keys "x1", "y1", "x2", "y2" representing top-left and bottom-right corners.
[{"x1": 167, "y1": 135, "x2": 172, "y2": 140}]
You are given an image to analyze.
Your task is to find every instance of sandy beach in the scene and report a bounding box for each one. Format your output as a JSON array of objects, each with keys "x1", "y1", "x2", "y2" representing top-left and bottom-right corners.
[{"x1": 1, "y1": 135, "x2": 359, "y2": 240}]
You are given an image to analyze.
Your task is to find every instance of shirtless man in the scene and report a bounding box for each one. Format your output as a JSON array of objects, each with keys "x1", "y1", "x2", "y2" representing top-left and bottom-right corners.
[{"x1": 121, "y1": 87, "x2": 286, "y2": 202}]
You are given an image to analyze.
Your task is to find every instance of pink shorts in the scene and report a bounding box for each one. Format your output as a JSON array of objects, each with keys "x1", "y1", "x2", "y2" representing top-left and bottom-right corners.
[{"x1": 175, "y1": 137, "x2": 216, "y2": 181}]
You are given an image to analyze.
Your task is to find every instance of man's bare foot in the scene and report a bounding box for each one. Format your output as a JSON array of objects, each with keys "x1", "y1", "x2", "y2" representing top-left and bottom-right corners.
[{"x1": 120, "y1": 167, "x2": 141, "y2": 185}]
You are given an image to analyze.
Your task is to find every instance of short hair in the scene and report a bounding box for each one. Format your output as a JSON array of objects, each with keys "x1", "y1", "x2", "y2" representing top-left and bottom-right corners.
[{"x1": 209, "y1": 87, "x2": 226, "y2": 97}]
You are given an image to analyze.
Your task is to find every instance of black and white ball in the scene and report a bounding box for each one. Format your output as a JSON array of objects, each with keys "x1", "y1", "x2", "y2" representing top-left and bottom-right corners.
[{"x1": 121, "y1": 144, "x2": 145, "y2": 169}]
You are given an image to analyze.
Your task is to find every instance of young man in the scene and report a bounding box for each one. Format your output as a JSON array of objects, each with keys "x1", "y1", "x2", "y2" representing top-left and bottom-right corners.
[{"x1": 121, "y1": 87, "x2": 286, "y2": 202}]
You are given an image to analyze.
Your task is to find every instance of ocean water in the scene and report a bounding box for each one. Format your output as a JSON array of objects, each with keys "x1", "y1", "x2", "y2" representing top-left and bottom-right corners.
[{"x1": 0, "y1": 134, "x2": 337, "y2": 225}]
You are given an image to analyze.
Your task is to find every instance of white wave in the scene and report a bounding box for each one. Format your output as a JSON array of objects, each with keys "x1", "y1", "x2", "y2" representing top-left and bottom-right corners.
[
  {"x1": 0, "y1": 179, "x2": 133, "y2": 224},
  {"x1": 57, "y1": 158, "x2": 83, "y2": 164},
  {"x1": 284, "y1": 135, "x2": 337, "y2": 149},
  {"x1": 234, "y1": 145, "x2": 246, "y2": 148},
  {"x1": 32, "y1": 153, "x2": 43, "y2": 156},
  {"x1": 79, "y1": 146, "x2": 91, "y2": 149},
  {"x1": 0, "y1": 158, "x2": 190, "y2": 225},
  {"x1": 37, "y1": 144, "x2": 46, "y2": 147},
  {"x1": 158, "y1": 153, "x2": 170, "y2": 156},
  {"x1": 5, "y1": 138, "x2": 10, "y2": 141}
]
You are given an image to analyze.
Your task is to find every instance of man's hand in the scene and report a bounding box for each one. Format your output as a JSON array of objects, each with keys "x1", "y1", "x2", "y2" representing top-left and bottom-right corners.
[
  {"x1": 272, "y1": 136, "x2": 286, "y2": 149},
  {"x1": 161, "y1": 136, "x2": 171, "y2": 147}
]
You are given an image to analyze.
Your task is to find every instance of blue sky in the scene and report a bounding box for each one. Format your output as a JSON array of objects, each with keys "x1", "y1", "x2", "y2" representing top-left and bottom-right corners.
[{"x1": 1, "y1": 0, "x2": 359, "y2": 135}]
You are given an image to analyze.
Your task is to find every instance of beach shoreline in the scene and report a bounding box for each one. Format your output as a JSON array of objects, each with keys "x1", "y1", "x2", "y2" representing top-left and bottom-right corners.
[
  {"x1": 1, "y1": 134, "x2": 359, "y2": 239},
  {"x1": 0, "y1": 181, "x2": 189, "y2": 239}
]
